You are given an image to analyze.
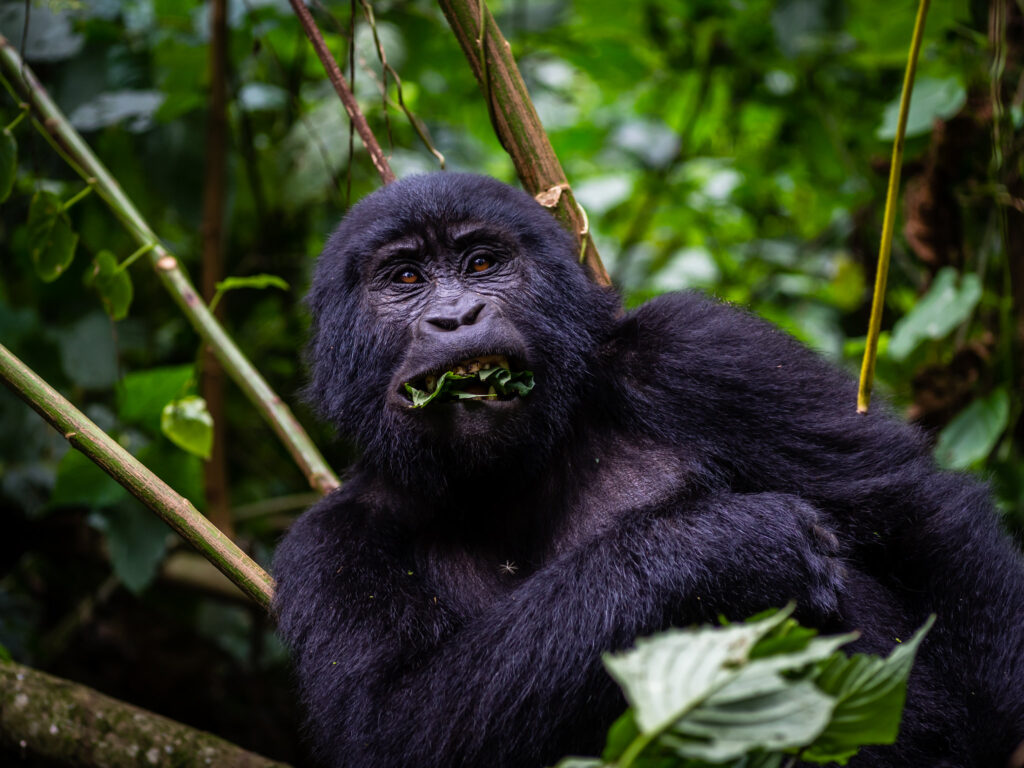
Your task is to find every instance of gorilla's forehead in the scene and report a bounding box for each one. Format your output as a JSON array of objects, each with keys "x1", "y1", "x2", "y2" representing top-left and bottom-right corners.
[
  {"x1": 318, "y1": 173, "x2": 575, "y2": 283},
  {"x1": 366, "y1": 220, "x2": 516, "y2": 261}
]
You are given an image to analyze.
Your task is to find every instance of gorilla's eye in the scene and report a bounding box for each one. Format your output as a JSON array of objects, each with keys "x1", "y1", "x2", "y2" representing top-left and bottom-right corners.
[
  {"x1": 468, "y1": 254, "x2": 494, "y2": 274},
  {"x1": 394, "y1": 268, "x2": 423, "y2": 285}
]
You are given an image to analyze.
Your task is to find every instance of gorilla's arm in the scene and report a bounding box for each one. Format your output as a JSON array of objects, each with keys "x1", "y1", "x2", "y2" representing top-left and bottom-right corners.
[{"x1": 274, "y1": 488, "x2": 844, "y2": 768}]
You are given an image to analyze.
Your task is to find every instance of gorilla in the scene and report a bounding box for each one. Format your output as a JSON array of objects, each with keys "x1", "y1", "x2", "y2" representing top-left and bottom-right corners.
[{"x1": 273, "y1": 173, "x2": 1024, "y2": 768}]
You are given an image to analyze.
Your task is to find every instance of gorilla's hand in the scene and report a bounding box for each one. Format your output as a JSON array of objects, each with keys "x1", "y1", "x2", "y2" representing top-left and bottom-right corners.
[{"x1": 635, "y1": 491, "x2": 846, "y2": 626}]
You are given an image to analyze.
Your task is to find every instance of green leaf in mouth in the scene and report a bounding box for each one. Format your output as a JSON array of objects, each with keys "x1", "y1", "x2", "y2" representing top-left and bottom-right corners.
[{"x1": 404, "y1": 368, "x2": 535, "y2": 408}]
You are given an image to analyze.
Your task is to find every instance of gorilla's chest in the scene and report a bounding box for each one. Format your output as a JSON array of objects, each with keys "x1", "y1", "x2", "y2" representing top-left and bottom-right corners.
[
  {"x1": 556, "y1": 439, "x2": 694, "y2": 550},
  {"x1": 409, "y1": 438, "x2": 695, "y2": 618}
]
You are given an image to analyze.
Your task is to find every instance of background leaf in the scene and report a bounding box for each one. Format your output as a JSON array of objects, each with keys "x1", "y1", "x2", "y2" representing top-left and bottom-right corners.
[
  {"x1": 28, "y1": 190, "x2": 78, "y2": 283},
  {"x1": 57, "y1": 312, "x2": 118, "y2": 390},
  {"x1": 935, "y1": 389, "x2": 1010, "y2": 470},
  {"x1": 876, "y1": 77, "x2": 967, "y2": 140},
  {"x1": 161, "y1": 395, "x2": 214, "y2": 459},
  {"x1": 117, "y1": 365, "x2": 194, "y2": 433},
  {"x1": 886, "y1": 268, "x2": 982, "y2": 361},
  {"x1": 51, "y1": 448, "x2": 129, "y2": 510},
  {"x1": 88, "y1": 504, "x2": 169, "y2": 594},
  {"x1": 86, "y1": 250, "x2": 134, "y2": 321}
]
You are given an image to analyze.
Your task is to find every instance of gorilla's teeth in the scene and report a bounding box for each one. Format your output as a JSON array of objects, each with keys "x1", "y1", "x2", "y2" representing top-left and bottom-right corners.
[
  {"x1": 447, "y1": 354, "x2": 512, "y2": 376},
  {"x1": 425, "y1": 375, "x2": 437, "y2": 392}
]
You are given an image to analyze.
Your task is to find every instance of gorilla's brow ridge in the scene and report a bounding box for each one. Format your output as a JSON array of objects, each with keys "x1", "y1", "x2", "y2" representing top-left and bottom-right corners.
[
  {"x1": 366, "y1": 236, "x2": 424, "y2": 277},
  {"x1": 370, "y1": 223, "x2": 515, "y2": 273},
  {"x1": 449, "y1": 221, "x2": 516, "y2": 250},
  {"x1": 375, "y1": 236, "x2": 422, "y2": 259}
]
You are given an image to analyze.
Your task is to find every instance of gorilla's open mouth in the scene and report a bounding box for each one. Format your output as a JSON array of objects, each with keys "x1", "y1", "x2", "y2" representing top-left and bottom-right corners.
[{"x1": 402, "y1": 354, "x2": 535, "y2": 408}]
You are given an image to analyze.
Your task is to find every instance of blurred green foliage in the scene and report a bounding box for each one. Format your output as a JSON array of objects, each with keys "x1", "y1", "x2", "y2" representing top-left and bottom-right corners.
[{"x1": 0, "y1": 0, "x2": 1021, "y2": 758}]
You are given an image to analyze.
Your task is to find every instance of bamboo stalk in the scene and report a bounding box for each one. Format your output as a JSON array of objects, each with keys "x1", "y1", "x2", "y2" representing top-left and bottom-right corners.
[
  {"x1": 857, "y1": 0, "x2": 931, "y2": 413},
  {"x1": 438, "y1": 0, "x2": 610, "y2": 286},
  {"x1": 0, "y1": 343, "x2": 275, "y2": 610},
  {"x1": 0, "y1": 35, "x2": 339, "y2": 495}
]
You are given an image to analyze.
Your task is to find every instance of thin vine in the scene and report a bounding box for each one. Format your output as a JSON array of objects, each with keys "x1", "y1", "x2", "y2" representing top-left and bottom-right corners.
[{"x1": 856, "y1": 0, "x2": 932, "y2": 413}]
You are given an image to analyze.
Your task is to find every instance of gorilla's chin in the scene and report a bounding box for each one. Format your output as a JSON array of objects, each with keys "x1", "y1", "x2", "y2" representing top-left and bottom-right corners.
[
  {"x1": 373, "y1": 386, "x2": 559, "y2": 497},
  {"x1": 394, "y1": 391, "x2": 531, "y2": 451}
]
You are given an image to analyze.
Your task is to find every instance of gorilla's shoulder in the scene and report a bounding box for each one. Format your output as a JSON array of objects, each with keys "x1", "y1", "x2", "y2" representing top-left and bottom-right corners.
[
  {"x1": 614, "y1": 291, "x2": 811, "y2": 369},
  {"x1": 274, "y1": 478, "x2": 383, "y2": 565},
  {"x1": 275, "y1": 488, "x2": 358, "y2": 564},
  {"x1": 604, "y1": 290, "x2": 864, "y2": 421}
]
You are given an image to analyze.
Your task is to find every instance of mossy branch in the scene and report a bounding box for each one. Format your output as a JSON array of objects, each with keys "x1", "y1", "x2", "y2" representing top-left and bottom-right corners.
[
  {"x1": 0, "y1": 343, "x2": 274, "y2": 610},
  {"x1": 0, "y1": 35, "x2": 339, "y2": 496},
  {"x1": 437, "y1": 0, "x2": 610, "y2": 286},
  {"x1": 857, "y1": 0, "x2": 931, "y2": 413},
  {"x1": 0, "y1": 660, "x2": 289, "y2": 767}
]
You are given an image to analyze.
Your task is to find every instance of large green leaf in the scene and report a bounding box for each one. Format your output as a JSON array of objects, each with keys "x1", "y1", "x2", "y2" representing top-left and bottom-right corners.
[
  {"x1": 887, "y1": 268, "x2": 982, "y2": 361},
  {"x1": 597, "y1": 608, "x2": 929, "y2": 766},
  {"x1": 28, "y1": 190, "x2": 78, "y2": 282},
  {"x1": 660, "y1": 633, "x2": 853, "y2": 762},
  {"x1": 935, "y1": 389, "x2": 1009, "y2": 470},
  {"x1": 161, "y1": 395, "x2": 213, "y2": 460},
  {"x1": 604, "y1": 612, "x2": 789, "y2": 735},
  {"x1": 665, "y1": 677, "x2": 832, "y2": 762},
  {"x1": 803, "y1": 617, "x2": 934, "y2": 764},
  {"x1": 86, "y1": 250, "x2": 134, "y2": 320},
  {"x1": 0, "y1": 128, "x2": 16, "y2": 203}
]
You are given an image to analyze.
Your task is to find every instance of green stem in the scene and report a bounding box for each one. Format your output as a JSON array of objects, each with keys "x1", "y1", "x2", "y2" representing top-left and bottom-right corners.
[
  {"x1": 287, "y1": 0, "x2": 395, "y2": 184},
  {"x1": 60, "y1": 182, "x2": 93, "y2": 211},
  {"x1": 0, "y1": 343, "x2": 274, "y2": 610},
  {"x1": 208, "y1": 285, "x2": 228, "y2": 315},
  {"x1": 857, "y1": 0, "x2": 931, "y2": 413},
  {"x1": 356, "y1": 0, "x2": 445, "y2": 168},
  {"x1": 116, "y1": 241, "x2": 155, "y2": 273},
  {"x1": 616, "y1": 730, "x2": 658, "y2": 768},
  {"x1": 3, "y1": 102, "x2": 26, "y2": 132},
  {"x1": 0, "y1": 35, "x2": 339, "y2": 496}
]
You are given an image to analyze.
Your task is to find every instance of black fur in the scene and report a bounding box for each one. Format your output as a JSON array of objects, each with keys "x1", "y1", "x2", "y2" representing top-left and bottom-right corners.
[{"x1": 275, "y1": 173, "x2": 1024, "y2": 767}]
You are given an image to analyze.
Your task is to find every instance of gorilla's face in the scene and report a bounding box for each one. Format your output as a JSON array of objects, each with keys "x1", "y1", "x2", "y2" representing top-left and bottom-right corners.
[
  {"x1": 306, "y1": 174, "x2": 619, "y2": 490},
  {"x1": 371, "y1": 219, "x2": 534, "y2": 439}
]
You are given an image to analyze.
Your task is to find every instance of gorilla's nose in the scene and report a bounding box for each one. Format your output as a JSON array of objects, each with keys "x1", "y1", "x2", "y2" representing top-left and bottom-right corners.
[{"x1": 420, "y1": 296, "x2": 489, "y2": 335}]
